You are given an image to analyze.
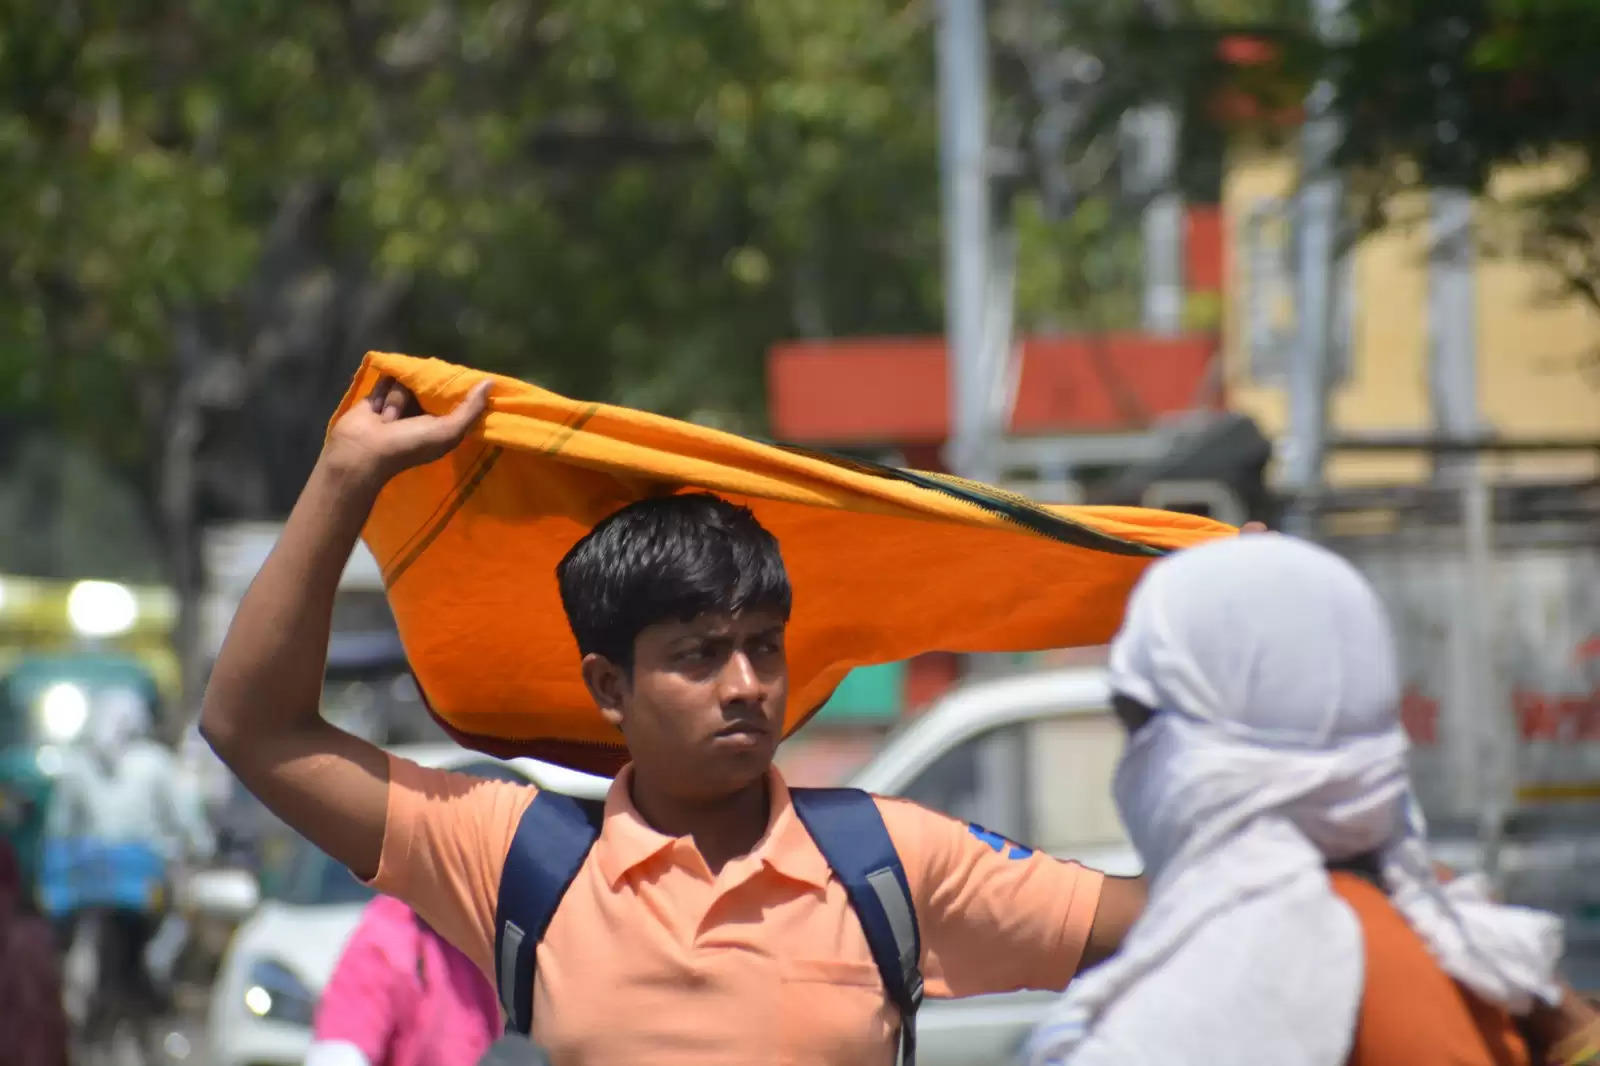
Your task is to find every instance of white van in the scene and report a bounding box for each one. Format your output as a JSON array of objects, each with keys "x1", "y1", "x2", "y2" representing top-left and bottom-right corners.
[{"x1": 850, "y1": 665, "x2": 1135, "y2": 1066}]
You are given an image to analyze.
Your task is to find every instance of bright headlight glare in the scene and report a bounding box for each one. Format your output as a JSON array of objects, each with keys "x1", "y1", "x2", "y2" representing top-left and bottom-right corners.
[
  {"x1": 243, "y1": 985, "x2": 273, "y2": 1017},
  {"x1": 66, "y1": 580, "x2": 138, "y2": 637},
  {"x1": 242, "y1": 958, "x2": 315, "y2": 1027},
  {"x1": 38, "y1": 683, "x2": 89, "y2": 742}
]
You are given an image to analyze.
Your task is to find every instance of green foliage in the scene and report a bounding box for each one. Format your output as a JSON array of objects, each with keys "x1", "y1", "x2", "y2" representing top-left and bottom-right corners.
[
  {"x1": 16, "y1": 0, "x2": 1595, "y2": 561},
  {"x1": 1034, "y1": 0, "x2": 1600, "y2": 317},
  {"x1": 1045, "y1": 0, "x2": 1600, "y2": 206},
  {"x1": 0, "y1": 0, "x2": 951, "y2": 506},
  {"x1": 1013, "y1": 192, "x2": 1143, "y2": 333}
]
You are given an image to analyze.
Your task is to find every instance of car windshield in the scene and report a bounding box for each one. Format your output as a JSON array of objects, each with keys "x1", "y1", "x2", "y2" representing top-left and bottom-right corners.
[
  {"x1": 279, "y1": 837, "x2": 376, "y2": 907},
  {"x1": 272, "y1": 757, "x2": 533, "y2": 906}
]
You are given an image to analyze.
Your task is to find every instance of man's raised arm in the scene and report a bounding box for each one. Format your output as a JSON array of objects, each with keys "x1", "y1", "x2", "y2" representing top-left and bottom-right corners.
[{"x1": 200, "y1": 376, "x2": 491, "y2": 880}]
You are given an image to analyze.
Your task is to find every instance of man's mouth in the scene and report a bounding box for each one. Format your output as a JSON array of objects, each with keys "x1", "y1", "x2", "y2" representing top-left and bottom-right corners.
[{"x1": 714, "y1": 720, "x2": 769, "y2": 739}]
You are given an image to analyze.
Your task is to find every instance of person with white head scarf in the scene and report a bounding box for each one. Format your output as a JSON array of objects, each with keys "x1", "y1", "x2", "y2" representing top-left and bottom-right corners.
[
  {"x1": 83, "y1": 686, "x2": 154, "y2": 770},
  {"x1": 1026, "y1": 534, "x2": 1579, "y2": 1066},
  {"x1": 48, "y1": 686, "x2": 214, "y2": 863}
]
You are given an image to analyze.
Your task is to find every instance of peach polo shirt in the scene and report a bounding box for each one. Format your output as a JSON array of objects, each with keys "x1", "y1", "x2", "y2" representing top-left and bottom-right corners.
[{"x1": 370, "y1": 753, "x2": 1105, "y2": 1065}]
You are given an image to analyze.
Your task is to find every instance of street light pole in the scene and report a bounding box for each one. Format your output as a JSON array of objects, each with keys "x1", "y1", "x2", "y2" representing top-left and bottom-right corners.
[
  {"x1": 1281, "y1": 0, "x2": 1347, "y2": 534},
  {"x1": 937, "y1": 0, "x2": 993, "y2": 483}
]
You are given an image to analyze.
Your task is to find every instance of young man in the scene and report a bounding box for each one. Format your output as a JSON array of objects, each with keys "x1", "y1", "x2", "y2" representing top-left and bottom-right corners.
[{"x1": 201, "y1": 378, "x2": 1145, "y2": 1064}]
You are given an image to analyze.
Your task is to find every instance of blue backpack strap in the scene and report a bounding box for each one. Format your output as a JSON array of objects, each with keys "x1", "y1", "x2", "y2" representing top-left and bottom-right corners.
[
  {"x1": 493, "y1": 791, "x2": 605, "y2": 1035},
  {"x1": 790, "y1": 787, "x2": 923, "y2": 1066}
]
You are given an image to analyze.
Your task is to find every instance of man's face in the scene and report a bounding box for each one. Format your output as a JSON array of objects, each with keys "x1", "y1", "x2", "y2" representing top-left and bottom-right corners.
[
  {"x1": 1112, "y1": 693, "x2": 1155, "y2": 736},
  {"x1": 586, "y1": 607, "x2": 789, "y2": 801}
]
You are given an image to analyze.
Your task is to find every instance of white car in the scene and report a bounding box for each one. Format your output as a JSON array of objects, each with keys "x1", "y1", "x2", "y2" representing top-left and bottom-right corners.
[
  {"x1": 850, "y1": 665, "x2": 1137, "y2": 1066},
  {"x1": 206, "y1": 745, "x2": 609, "y2": 1066}
]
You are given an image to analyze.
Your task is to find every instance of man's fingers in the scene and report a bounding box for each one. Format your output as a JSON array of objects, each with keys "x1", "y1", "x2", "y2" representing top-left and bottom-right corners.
[
  {"x1": 402, "y1": 380, "x2": 492, "y2": 452},
  {"x1": 366, "y1": 375, "x2": 396, "y2": 413},
  {"x1": 380, "y1": 383, "x2": 413, "y2": 423},
  {"x1": 1240, "y1": 521, "x2": 1269, "y2": 534},
  {"x1": 443, "y1": 380, "x2": 493, "y2": 437}
]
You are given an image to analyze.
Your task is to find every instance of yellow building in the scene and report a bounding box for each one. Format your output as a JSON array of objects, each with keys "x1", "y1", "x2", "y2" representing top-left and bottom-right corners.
[{"x1": 1222, "y1": 150, "x2": 1600, "y2": 486}]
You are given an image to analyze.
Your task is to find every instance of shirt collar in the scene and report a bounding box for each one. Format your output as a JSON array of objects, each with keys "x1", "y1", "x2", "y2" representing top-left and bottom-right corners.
[{"x1": 593, "y1": 765, "x2": 831, "y2": 890}]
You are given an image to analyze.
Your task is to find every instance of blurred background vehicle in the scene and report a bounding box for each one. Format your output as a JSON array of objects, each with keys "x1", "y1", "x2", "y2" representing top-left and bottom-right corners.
[
  {"x1": 852, "y1": 665, "x2": 1133, "y2": 1066},
  {"x1": 1, "y1": 647, "x2": 174, "y2": 906},
  {"x1": 205, "y1": 745, "x2": 609, "y2": 1066}
]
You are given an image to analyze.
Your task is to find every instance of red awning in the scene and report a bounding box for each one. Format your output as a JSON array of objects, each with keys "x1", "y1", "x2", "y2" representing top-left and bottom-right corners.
[{"x1": 767, "y1": 333, "x2": 1218, "y2": 446}]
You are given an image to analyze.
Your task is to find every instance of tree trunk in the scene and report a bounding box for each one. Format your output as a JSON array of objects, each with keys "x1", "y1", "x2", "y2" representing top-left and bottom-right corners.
[{"x1": 149, "y1": 315, "x2": 210, "y2": 741}]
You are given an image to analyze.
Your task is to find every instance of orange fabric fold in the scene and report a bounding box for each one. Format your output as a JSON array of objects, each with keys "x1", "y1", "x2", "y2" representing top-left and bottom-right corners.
[{"x1": 332, "y1": 352, "x2": 1236, "y2": 772}]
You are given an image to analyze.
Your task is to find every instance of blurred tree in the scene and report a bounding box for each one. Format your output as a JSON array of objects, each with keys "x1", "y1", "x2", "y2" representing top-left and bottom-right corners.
[
  {"x1": 26, "y1": 0, "x2": 1595, "y2": 710},
  {"x1": 1022, "y1": 0, "x2": 1600, "y2": 314},
  {"x1": 0, "y1": 0, "x2": 951, "y2": 702}
]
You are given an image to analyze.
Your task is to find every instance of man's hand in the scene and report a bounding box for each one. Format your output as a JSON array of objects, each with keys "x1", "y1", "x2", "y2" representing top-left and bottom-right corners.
[
  {"x1": 1239, "y1": 521, "x2": 1269, "y2": 534},
  {"x1": 202, "y1": 372, "x2": 492, "y2": 882},
  {"x1": 324, "y1": 376, "x2": 493, "y2": 488}
]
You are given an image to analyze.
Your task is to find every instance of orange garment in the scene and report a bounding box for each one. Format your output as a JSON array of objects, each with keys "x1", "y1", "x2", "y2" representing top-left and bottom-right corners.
[
  {"x1": 332, "y1": 352, "x2": 1234, "y2": 771},
  {"x1": 368, "y1": 754, "x2": 1105, "y2": 1065},
  {"x1": 1331, "y1": 872, "x2": 1530, "y2": 1066}
]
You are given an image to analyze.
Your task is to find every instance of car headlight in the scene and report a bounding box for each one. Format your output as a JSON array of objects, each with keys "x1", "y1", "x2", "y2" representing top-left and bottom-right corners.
[{"x1": 242, "y1": 958, "x2": 316, "y2": 1028}]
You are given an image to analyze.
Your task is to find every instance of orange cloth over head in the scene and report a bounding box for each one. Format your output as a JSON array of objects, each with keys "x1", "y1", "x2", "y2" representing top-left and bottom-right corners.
[{"x1": 331, "y1": 352, "x2": 1235, "y2": 773}]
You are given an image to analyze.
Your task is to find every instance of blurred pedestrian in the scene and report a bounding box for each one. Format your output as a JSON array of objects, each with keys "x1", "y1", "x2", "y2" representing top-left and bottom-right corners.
[
  {"x1": 1026, "y1": 534, "x2": 1587, "y2": 1066},
  {"x1": 48, "y1": 687, "x2": 216, "y2": 866},
  {"x1": 0, "y1": 835, "x2": 70, "y2": 1066},
  {"x1": 46, "y1": 686, "x2": 216, "y2": 1018},
  {"x1": 305, "y1": 894, "x2": 501, "y2": 1066}
]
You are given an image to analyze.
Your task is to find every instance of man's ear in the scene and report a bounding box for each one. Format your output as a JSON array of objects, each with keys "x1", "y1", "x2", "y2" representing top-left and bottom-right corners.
[{"x1": 580, "y1": 653, "x2": 629, "y2": 731}]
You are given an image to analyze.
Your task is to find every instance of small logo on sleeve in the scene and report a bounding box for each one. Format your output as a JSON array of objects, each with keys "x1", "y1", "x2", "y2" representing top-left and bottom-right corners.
[{"x1": 967, "y1": 823, "x2": 1034, "y2": 860}]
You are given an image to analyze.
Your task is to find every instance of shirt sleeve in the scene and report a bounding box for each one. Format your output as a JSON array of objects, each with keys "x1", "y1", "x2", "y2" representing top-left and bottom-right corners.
[
  {"x1": 877, "y1": 796, "x2": 1105, "y2": 998},
  {"x1": 364, "y1": 753, "x2": 537, "y2": 979}
]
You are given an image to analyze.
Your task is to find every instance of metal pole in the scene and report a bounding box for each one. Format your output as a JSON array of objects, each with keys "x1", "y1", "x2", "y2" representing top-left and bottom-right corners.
[
  {"x1": 1432, "y1": 185, "x2": 1499, "y2": 886},
  {"x1": 1281, "y1": 0, "x2": 1347, "y2": 534},
  {"x1": 937, "y1": 0, "x2": 993, "y2": 482},
  {"x1": 1460, "y1": 472, "x2": 1509, "y2": 892},
  {"x1": 982, "y1": 216, "x2": 1020, "y2": 452},
  {"x1": 1134, "y1": 103, "x2": 1185, "y2": 336},
  {"x1": 1428, "y1": 187, "x2": 1479, "y2": 485}
]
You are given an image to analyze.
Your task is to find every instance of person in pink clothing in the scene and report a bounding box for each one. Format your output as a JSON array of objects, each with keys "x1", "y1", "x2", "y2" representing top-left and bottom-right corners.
[{"x1": 305, "y1": 894, "x2": 502, "y2": 1066}]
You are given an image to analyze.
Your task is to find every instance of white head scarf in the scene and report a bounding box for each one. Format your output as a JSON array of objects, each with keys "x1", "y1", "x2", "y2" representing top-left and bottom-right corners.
[
  {"x1": 1028, "y1": 535, "x2": 1562, "y2": 1066},
  {"x1": 86, "y1": 686, "x2": 153, "y2": 766}
]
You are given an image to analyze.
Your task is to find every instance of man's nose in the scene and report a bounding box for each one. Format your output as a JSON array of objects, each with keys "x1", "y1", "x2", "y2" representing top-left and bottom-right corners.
[{"x1": 717, "y1": 651, "x2": 762, "y2": 703}]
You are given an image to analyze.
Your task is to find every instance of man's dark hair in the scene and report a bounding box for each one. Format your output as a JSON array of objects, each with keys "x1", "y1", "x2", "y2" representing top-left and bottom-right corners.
[{"x1": 556, "y1": 493, "x2": 792, "y2": 669}]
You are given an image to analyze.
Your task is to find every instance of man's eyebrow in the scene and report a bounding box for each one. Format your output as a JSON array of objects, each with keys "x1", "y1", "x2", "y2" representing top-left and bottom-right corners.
[{"x1": 670, "y1": 627, "x2": 731, "y2": 646}]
